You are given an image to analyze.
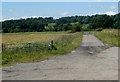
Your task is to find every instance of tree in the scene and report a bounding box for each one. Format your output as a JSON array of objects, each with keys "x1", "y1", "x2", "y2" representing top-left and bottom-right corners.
[
  {"x1": 45, "y1": 23, "x2": 56, "y2": 31},
  {"x1": 1, "y1": 13, "x2": 119, "y2": 33},
  {"x1": 62, "y1": 23, "x2": 71, "y2": 31},
  {"x1": 71, "y1": 23, "x2": 82, "y2": 32},
  {"x1": 103, "y1": 16, "x2": 113, "y2": 28}
]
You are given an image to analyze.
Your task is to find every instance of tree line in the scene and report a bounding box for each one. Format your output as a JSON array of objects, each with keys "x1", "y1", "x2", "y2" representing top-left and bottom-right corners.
[{"x1": 2, "y1": 13, "x2": 120, "y2": 33}]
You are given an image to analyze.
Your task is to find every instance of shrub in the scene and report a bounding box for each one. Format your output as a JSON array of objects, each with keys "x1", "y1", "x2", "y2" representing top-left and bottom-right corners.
[{"x1": 96, "y1": 28, "x2": 103, "y2": 31}]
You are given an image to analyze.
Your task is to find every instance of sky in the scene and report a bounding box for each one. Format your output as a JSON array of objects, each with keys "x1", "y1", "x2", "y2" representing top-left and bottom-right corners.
[
  {"x1": 1, "y1": 0, "x2": 119, "y2": 2},
  {"x1": 1, "y1": 1, "x2": 119, "y2": 21}
]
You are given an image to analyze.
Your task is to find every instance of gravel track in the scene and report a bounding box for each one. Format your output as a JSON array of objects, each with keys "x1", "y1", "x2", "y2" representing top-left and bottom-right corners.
[{"x1": 2, "y1": 35, "x2": 118, "y2": 80}]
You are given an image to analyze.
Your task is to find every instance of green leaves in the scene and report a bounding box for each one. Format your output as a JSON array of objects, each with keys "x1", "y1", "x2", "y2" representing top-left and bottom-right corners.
[{"x1": 2, "y1": 13, "x2": 120, "y2": 33}]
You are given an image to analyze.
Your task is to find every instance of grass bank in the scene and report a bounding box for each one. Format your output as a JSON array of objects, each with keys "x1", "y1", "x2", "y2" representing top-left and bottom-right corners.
[
  {"x1": 95, "y1": 29, "x2": 119, "y2": 47},
  {"x1": 2, "y1": 33, "x2": 82, "y2": 66}
]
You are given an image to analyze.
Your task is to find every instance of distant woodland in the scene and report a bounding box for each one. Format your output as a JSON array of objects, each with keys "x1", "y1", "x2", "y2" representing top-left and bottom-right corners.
[{"x1": 1, "y1": 13, "x2": 120, "y2": 33}]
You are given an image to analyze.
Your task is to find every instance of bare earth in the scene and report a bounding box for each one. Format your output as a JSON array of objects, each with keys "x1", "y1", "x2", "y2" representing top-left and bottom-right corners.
[{"x1": 2, "y1": 35, "x2": 118, "y2": 80}]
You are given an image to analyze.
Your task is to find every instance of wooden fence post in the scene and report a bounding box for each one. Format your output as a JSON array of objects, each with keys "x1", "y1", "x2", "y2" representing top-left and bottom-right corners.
[
  {"x1": 2, "y1": 43, "x2": 4, "y2": 51},
  {"x1": 28, "y1": 43, "x2": 31, "y2": 48},
  {"x1": 50, "y1": 40, "x2": 54, "y2": 50}
]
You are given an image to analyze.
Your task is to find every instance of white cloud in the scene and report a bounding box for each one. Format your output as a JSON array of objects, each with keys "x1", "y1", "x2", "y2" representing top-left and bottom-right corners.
[
  {"x1": 21, "y1": 16, "x2": 41, "y2": 19},
  {"x1": 2, "y1": 17, "x2": 19, "y2": 21},
  {"x1": 54, "y1": 13, "x2": 85, "y2": 19},
  {"x1": 54, "y1": 12, "x2": 71, "y2": 19},
  {"x1": 1, "y1": 11, "x2": 117, "y2": 22},
  {"x1": 92, "y1": 11, "x2": 117, "y2": 15},
  {"x1": 105, "y1": 11, "x2": 117, "y2": 15},
  {"x1": 60, "y1": 12, "x2": 70, "y2": 17},
  {"x1": 100, "y1": 6, "x2": 117, "y2": 10},
  {"x1": 55, "y1": 12, "x2": 85, "y2": 19},
  {"x1": 1, "y1": 15, "x2": 53, "y2": 21}
]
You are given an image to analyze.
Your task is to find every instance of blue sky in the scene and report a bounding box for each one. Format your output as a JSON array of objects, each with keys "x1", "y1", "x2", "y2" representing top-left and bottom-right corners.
[
  {"x1": 2, "y1": 2, "x2": 118, "y2": 20},
  {"x1": 1, "y1": 0, "x2": 119, "y2": 2}
]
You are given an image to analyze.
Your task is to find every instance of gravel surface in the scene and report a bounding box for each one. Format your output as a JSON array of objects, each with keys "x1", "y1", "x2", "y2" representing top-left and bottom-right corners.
[
  {"x1": 2, "y1": 35, "x2": 118, "y2": 80},
  {"x1": 81, "y1": 35, "x2": 105, "y2": 46}
]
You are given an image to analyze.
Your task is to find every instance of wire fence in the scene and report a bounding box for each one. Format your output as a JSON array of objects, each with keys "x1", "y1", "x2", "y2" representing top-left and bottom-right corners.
[{"x1": 2, "y1": 40, "x2": 56, "y2": 52}]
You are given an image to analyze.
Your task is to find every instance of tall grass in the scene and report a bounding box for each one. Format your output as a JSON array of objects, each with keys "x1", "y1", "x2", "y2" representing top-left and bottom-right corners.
[
  {"x1": 2, "y1": 33, "x2": 82, "y2": 66},
  {"x1": 95, "y1": 29, "x2": 119, "y2": 47},
  {"x1": 2, "y1": 31, "x2": 70, "y2": 44}
]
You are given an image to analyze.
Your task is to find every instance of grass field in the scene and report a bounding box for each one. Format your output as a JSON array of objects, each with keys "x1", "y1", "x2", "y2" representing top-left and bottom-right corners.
[
  {"x1": 2, "y1": 32, "x2": 83, "y2": 66},
  {"x1": 2, "y1": 31, "x2": 71, "y2": 44},
  {"x1": 95, "y1": 29, "x2": 119, "y2": 47}
]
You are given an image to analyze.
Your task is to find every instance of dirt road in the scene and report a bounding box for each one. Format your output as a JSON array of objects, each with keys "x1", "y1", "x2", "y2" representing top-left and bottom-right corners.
[{"x1": 2, "y1": 35, "x2": 118, "y2": 80}]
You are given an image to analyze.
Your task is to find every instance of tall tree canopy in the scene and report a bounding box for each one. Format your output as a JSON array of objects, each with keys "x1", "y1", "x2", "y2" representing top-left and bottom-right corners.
[{"x1": 1, "y1": 13, "x2": 120, "y2": 33}]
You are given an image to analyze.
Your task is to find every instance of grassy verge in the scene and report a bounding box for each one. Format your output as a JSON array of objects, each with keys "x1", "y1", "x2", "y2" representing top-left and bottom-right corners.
[
  {"x1": 2, "y1": 33, "x2": 82, "y2": 66},
  {"x1": 95, "y1": 29, "x2": 119, "y2": 47}
]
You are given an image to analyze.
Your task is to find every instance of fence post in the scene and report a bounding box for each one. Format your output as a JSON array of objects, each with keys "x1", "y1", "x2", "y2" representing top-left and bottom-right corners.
[
  {"x1": 50, "y1": 40, "x2": 54, "y2": 50},
  {"x1": 2, "y1": 43, "x2": 4, "y2": 51},
  {"x1": 28, "y1": 43, "x2": 31, "y2": 48}
]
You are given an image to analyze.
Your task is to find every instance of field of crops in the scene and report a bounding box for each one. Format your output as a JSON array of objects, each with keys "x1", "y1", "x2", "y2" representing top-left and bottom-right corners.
[
  {"x1": 95, "y1": 29, "x2": 119, "y2": 47},
  {"x1": 2, "y1": 32, "x2": 72, "y2": 44}
]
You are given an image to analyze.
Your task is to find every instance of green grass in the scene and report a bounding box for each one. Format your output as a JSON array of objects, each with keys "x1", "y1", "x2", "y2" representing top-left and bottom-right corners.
[
  {"x1": 95, "y1": 29, "x2": 119, "y2": 47},
  {"x1": 2, "y1": 33, "x2": 83, "y2": 66}
]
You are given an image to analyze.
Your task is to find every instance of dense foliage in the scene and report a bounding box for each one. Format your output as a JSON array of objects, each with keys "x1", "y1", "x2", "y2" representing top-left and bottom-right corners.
[{"x1": 2, "y1": 13, "x2": 120, "y2": 33}]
